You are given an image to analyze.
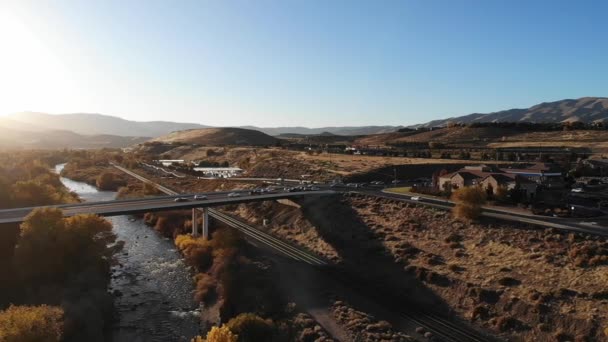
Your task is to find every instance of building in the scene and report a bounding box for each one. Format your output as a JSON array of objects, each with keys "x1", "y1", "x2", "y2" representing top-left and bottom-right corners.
[
  {"x1": 156, "y1": 159, "x2": 185, "y2": 167},
  {"x1": 438, "y1": 164, "x2": 541, "y2": 199},
  {"x1": 193, "y1": 167, "x2": 243, "y2": 178},
  {"x1": 499, "y1": 162, "x2": 562, "y2": 181}
]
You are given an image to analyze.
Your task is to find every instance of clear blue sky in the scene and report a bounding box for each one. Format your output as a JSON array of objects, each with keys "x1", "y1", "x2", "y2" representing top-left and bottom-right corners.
[{"x1": 1, "y1": 0, "x2": 607, "y2": 127}]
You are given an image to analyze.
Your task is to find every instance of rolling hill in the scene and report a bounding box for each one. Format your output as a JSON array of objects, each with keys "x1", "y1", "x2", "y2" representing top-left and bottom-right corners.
[
  {"x1": 151, "y1": 127, "x2": 278, "y2": 146},
  {"x1": 0, "y1": 126, "x2": 149, "y2": 149},
  {"x1": 415, "y1": 97, "x2": 608, "y2": 127},
  {"x1": 7, "y1": 112, "x2": 210, "y2": 137},
  {"x1": 5, "y1": 112, "x2": 401, "y2": 137}
]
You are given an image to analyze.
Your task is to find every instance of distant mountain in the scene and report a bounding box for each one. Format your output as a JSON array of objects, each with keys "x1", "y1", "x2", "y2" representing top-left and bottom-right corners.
[
  {"x1": 0, "y1": 126, "x2": 148, "y2": 149},
  {"x1": 151, "y1": 127, "x2": 278, "y2": 146},
  {"x1": 244, "y1": 125, "x2": 402, "y2": 136},
  {"x1": 6, "y1": 112, "x2": 401, "y2": 137},
  {"x1": 414, "y1": 97, "x2": 608, "y2": 128},
  {"x1": 7, "y1": 112, "x2": 209, "y2": 137}
]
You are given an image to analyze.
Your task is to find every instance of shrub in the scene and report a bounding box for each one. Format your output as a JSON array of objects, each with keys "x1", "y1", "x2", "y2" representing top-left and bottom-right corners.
[
  {"x1": 226, "y1": 313, "x2": 274, "y2": 342},
  {"x1": 192, "y1": 325, "x2": 238, "y2": 342},
  {"x1": 451, "y1": 187, "x2": 486, "y2": 220},
  {"x1": 96, "y1": 172, "x2": 116, "y2": 190},
  {"x1": 175, "y1": 235, "x2": 213, "y2": 270},
  {"x1": 194, "y1": 273, "x2": 216, "y2": 303},
  {"x1": 14, "y1": 208, "x2": 114, "y2": 289},
  {"x1": 0, "y1": 305, "x2": 64, "y2": 342}
]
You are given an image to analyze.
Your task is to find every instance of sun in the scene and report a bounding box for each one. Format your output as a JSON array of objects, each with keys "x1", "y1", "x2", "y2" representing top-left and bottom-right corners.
[{"x1": 0, "y1": 9, "x2": 75, "y2": 115}]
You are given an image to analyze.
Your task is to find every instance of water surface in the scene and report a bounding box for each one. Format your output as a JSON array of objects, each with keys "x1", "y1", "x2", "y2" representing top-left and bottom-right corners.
[{"x1": 55, "y1": 164, "x2": 201, "y2": 341}]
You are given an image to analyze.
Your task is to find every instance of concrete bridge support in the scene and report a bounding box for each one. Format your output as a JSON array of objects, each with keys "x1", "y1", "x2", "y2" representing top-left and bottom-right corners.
[{"x1": 191, "y1": 208, "x2": 210, "y2": 239}]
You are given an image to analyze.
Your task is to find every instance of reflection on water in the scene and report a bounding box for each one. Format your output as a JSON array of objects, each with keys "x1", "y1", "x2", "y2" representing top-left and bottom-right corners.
[{"x1": 55, "y1": 164, "x2": 201, "y2": 341}]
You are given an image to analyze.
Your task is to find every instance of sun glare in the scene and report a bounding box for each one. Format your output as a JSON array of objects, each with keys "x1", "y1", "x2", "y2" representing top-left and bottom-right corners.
[{"x1": 0, "y1": 10, "x2": 76, "y2": 115}]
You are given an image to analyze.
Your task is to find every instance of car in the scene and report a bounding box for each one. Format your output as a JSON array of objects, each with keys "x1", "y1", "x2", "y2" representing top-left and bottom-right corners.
[
  {"x1": 309, "y1": 186, "x2": 320, "y2": 191},
  {"x1": 571, "y1": 188, "x2": 584, "y2": 193},
  {"x1": 410, "y1": 196, "x2": 421, "y2": 201},
  {"x1": 194, "y1": 195, "x2": 207, "y2": 200},
  {"x1": 227, "y1": 192, "x2": 240, "y2": 198},
  {"x1": 174, "y1": 197, "x2": 189, "y2": 202}
]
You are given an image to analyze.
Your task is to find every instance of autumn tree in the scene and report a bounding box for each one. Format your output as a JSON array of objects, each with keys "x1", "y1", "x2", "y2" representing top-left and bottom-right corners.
[
  {"x1": 451, "y1": 186, "x2": 486, "y2": 220},
  {"x1": 0, "y1": 305, "x2": 64, "y2": 342},
  {"x1": 226, "y1": 313, "x2": 274, "y2": 342},
  {"x1": 14, "y1": 208, "x2": 115, "y2": 288},
  {"x1": 96, "y1": 172, "x2": 117, "y2": 190},
  {"x1": 192, "y1": 325, "x2": 238, "y2": 342}
]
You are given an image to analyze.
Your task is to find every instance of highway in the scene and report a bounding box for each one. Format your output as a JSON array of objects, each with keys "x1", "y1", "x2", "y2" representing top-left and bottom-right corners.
[
  {"x1": 0, "y1": 186, "x2": 334, "y2": 224},
  {"x1": 356, "y1": 188, "x2": 608, "y2": 237}
]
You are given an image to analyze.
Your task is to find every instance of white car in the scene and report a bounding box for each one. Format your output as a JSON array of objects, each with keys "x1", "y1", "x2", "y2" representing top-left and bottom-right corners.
[
  {"x1": 571, "y1": 188, "x2": 583, "y2": 193},
  {"x1": 227, "y1": 192, "x2": 241, "y2": 198},
  {"x1": 410, "y1": 196, "x2": 421, "y2": 201},
  {"x1": 194, "y1": 195, "x2": 207, "y2": 200}
]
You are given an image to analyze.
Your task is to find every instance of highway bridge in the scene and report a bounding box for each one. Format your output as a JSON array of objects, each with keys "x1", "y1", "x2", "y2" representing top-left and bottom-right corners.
[{"x1": 0, "y1": 189, "x2": 335, "y2": 226}]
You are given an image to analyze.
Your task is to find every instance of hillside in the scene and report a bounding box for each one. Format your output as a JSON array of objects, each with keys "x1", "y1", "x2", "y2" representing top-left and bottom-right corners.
[
  {"x1": 416, "y1": 97, "x2": 608, "y2": 127},
  {"x1": 355, "y1": 125, "x2": 608, "y2": 151},
  {"x1": 151, "y1": 127, "x2": 278, "y2": 146},
  {"x1": 247, "y1": 125, "x2": 402, "y2": 136},
  {"x1": 5, "y1": 112, "x2": 401, "y2": 137},
  {"x1": 0, "y1": 126, "x2": 148, "y2": 149},
  {"x1": 7, "y1": 112, "x2": 209, "y2": 137}
]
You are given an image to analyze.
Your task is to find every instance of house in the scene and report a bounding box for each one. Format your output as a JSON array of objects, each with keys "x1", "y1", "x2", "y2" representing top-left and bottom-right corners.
[
  {"x1": 438, "y1": 165, "x2": 496, "y2": 190},
  {"x1": 438, "y1": 164, "x2": 539, "y2": 199},
  {"x1": 480, "y1": 173, "x2": 538, "y2": 199},
  {"x1": 499, "y1": 163, "x2": 562, "y2": 181}
]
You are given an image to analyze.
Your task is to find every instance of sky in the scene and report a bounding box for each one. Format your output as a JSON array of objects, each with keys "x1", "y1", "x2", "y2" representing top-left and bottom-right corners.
[{"x1": 0, "y1": 0, "x2": 607, "y2": 128}]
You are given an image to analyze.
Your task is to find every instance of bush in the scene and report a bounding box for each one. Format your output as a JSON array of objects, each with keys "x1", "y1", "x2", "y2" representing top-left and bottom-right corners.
[
  {"x1": 14, "y1": 208, "x2": 114, "y2": 286},
  {"x1": 192, "y1": 325, "x2": 238, "y2": 342},
  {"x1": 175, "y1": 235, "x2": 214, "y2": 270},
  {"x1": 193, "y1": 273, "x2": 216, "y2": 303},
  {"x1": 226, "y1": 313, "x2": 274, "y2": 342},
  {"x1": 0, "y1": 305, "x2": 64, "y2": 342},
  {"x1": 451, "y1": 187, "x2": 486, "y2": 220}
]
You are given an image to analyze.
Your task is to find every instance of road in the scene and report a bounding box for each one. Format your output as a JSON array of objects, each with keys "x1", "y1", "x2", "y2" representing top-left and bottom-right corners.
[
  {"x1": 0, "y1": 184, "x2": 334, "y2": 225},
  {"x1": 356, "y1": 188, "x2": 608, "y2": 237}
]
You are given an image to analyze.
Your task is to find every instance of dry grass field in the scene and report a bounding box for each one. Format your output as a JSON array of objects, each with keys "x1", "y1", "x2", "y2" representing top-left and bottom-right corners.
[
  {"x1": 232, "y1": 194, "x2": 608, "y2": 341},
  {"x1": 355, "y1": 126, "x2": 608, "y2": 152}
]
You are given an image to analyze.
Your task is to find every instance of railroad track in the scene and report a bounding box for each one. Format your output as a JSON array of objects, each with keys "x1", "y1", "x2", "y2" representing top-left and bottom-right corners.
[
  {"x1": 114, "y1": 164, "x2": 496, "y2": 342},
  {"x1": 208, "y1": 209, "x2": 327, "y2": 266}
]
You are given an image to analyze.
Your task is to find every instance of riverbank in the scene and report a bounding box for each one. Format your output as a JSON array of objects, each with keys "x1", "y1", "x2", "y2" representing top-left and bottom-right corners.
[
  {"x1": 56, "y1": 164, "x2": 201, "y2": 341},
  {"x1": 0, "y1": 154, "x2": 115, "y2": 342}
]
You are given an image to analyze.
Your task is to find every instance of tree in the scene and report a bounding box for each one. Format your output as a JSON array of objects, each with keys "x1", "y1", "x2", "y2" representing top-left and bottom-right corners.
[
  {"x1": 14, "y1": 208, "x2": 115, "y2": 287},
  {"x1": 96, "y1": 172, "x2": 117, "y2": 190},
  {"x1": 226, "y1": 313, "x2": 274, "y2": 342},
  {"x1": 0, "y1": 305, "x2": 64, "y2": 342},
  {"x1": 451, "y1": 186, "x2": 486, "y2": 220},
  {"x1": 192, "y1": 325, "x2": 238, "y2": 342}
]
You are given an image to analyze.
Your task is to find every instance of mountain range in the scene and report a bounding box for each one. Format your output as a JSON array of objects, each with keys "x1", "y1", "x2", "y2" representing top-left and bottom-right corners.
[
  {"x1": 414, "y1": 97, "x2": 608, "y2": 128},
  {"x1": 1, "y1": 96, "x2": 607, "y2": 149},
  {"x1": 3, "y1": 112, "x2": 402, "y2": 137}
]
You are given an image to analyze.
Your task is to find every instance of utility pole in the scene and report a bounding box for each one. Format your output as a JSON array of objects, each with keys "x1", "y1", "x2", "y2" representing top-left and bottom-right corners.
[{"x1": 393, "y1": 166, "x2": 397, "y2": 187}]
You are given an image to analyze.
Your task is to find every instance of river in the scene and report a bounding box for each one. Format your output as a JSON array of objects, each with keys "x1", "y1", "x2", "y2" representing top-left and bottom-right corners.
[{"x1": 54, "y1": 164, "x2": 201, "y2": 342}]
